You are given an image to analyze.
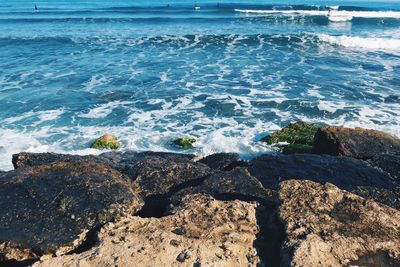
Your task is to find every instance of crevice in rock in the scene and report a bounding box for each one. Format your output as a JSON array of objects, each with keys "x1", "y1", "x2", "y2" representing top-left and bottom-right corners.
[
  {"x1": 135, "y1": 194, "x2": 170, "y2": 218},
  {"x1": 253, "y1": 205, "x2": 285, "y2": 267},
  {"x1": 66, "y1": 224, "x2": 103, "y2": 255},
  {"x1": 195, "y1": 192, "x2": 284, "y2": 267},
  {"x1": 1, "y1": 259, "x2": 38, "y2": 267},
  {"x1": 135, "y1": 174, "x2": 211, "y2": 218}
]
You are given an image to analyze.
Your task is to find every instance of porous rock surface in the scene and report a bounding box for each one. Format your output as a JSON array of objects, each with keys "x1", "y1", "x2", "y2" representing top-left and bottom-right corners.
[
  {"x1": 34, "y1": 194, "x2": 260, "y2": 267},
  {"x1": 170, "y1": 167, "x2": 277, "y2": 206},
  {"x1": 279, "y1": 180, "x2": 400, "y2": 267},
  {"x1": 198, "y1": 152, "x2": 244, "y2": 170},
  {"x1": 0, "y1": 160, "x2": 143, "y2": 262},
  {"x1": 313, "y1": 126, "x2": 400, "y2": 159},
  {"x1": 248, "y1": 153, "x2": 395, "y2": 190}
]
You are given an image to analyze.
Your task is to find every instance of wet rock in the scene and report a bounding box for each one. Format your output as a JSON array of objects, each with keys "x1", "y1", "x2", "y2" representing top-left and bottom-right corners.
[
  {"x1": 170, "y1": 167, "x2": 277, "y2": 206},
  {"x1": 34, "y1": 194, "x2": 260, "y2": 267},
  {"x1": 12, "y1": 151, "x2": 198, "y2": 179},
  {"x1": 367, "y1": 152, "x2": 400, "y2": 182},
  {"x1": 261, "y1": 121, "x2": 319, "y2": 154},
  {"x1": 173, "y1": 136, "x2": 196, "y2": 149},
  {"x1": 99, "y1": 151, "x2": 196, "y2": 171},
  {"x1": 248, "y1": 154, "x2": 395, "y2": 191},
  {"x1": 12, "y1": 152, "x2": 116, "y2": 170},
  {"x1": 90, "y1": 134, "x2": 120, "y2": 150},
  {"x1": 279, "y1": 180, "x2": 400, "y2": 267},
  {"x1": 313, "y1": 126, "x2": 400, "y2": 159},
  {"x1": 0, "y1": 160, "x2": 143, "y2": 262},
  {"x1": 352, "y1": 186, "x2": 400, "y2": 211},
  {"x1": 130, "y1": 155, "x2": 211, "y2": 198},
  {"x1": 198, "y1": 153, "x2": 244, "y2": 171}
]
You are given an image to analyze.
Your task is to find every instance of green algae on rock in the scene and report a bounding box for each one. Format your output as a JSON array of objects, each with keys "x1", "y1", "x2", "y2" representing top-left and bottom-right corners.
[
  {"x1": 261, "y1": 121, "x2": 319, "y2": 154},
  {"x1": 91, "y1": 134, "x2": 120, "y2": 150},
  {"x1": 173, "y1": 137, "x2": 196, "y2": 149}
]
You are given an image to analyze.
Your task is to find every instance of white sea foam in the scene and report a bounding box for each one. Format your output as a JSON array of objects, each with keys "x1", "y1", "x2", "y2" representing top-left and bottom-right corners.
[
  {"x1": 83, "y1": 74, "x2": 108, "y2": 92},
  {"x1": 3, "y1": 109, "x2": 64, "y2": 125},
  {"x1": 78, "y1": 101, "x2": 131, "y2": 119},
  {"x1": 328, "y1": 15, "x2": 353, "y2": 22},
  {"x1": 317, "y1": 101, "x2": 347, "y2": 113},
  {"x1": 235, "y1": 9, "x2": 400, "y2": 18},
  {"x1": 318, "y1": 34, "x2": 400, "y2": 51}
]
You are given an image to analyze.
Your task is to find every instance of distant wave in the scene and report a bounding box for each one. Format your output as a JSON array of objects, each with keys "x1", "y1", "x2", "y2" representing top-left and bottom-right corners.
[
  {"x1": 318, "y1": 34, "x2": 400, "y2": 51},
  {"x1": 235, "y1": 9, "x2": 400, "y2": 19},
  {"x1": 328, "y1": 15, "x2": 353, "y2": 22},
  {"x1": 2, "y1": 33, "x2": 400, "y2": 52}
]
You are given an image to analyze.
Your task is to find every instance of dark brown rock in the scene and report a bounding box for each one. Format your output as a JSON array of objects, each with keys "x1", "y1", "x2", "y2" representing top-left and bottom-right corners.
[
  {"x1": 313, "y1": 126, "x2": 400, "y2": 159},
  {"x1": 169, "y1": 167, "x2": 278, "y2": 206},
  {"x1": 12, "y1": 152, "x2": 116, "y2": 170},
  {"x1": 99, "y1": 151, "x2": 196, "y2": 168},
  {"x1": 279, "y1": 180, "x2": 400, "y2": 267},
  {"x1": 248, "y1": 154, "x2": 395, "y2": 191},
  {"x1": 367, "y1": 152, "x2": 400, "y2": 182},
  {"x1": 0, "y1": 160, "x2": 143, "y2": 262},
  {"x1": 198, "y1": 153, "x2": 243, "y2": 171},
  {"x1": 130, "y1": 156, "x2": 211, "y2": 198}
]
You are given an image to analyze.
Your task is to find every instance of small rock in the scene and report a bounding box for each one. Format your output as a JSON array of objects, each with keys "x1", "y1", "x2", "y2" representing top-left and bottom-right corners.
[
  {"x1": 169, "y1": 239, "x2": 180, "y2": 247},
  {"x1": 91, "y1": 134, "x2": 121, "y2": 150},
  {"x1": 173, "y1": 137, "x2": 196, "y2": 149},
  {"x1": 313, "y1": 126, "x2": 400, "y2": 159},
  {"x1": 176, "y1": 250, "x2": 190, "y2": 262}
]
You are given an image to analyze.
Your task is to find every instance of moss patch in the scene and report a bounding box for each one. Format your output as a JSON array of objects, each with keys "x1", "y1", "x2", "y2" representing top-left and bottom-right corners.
[
  {"x1": 261, "y1": 121, "x2": 319, "y2": 154},
  {"x1": 91, "y1": 134, "x2": 120, "y2": 150},
  {"x1": 174, "y1": 137, "x2": 196, "y2": 149}
]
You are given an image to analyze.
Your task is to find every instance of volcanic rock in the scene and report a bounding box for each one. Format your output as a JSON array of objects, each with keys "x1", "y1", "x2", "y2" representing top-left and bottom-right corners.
[
  {"x1": 12, "y1": 152, "x2": 116, "y2": 170},
  {"x1": 130, "y1": 156, "x2": 211, "y2": 198},
  {"x1": 170, "y1": 167, "x2": 277, "y2": 206},
  {"x1": 0, "y1": 160, "x2": 143, "y2": 262},
  {"x1": 313, "y1": 126, "x2": 400, "y2": 159},
  {"x1": 367, "y1": 152, "x2": 400, "y2": 182},
  {"x1": 198, "y1": 153, "x2": 244, "y2": 171},
  {"x1": 248, "y1": 153, "x2": 395, "y2": 191},
  {"x1": 34, "y1": 194, "x2": 260, "y2": 267},
  {"x1": 279, "y1": 180, "x2": 400, "y2": 267}
]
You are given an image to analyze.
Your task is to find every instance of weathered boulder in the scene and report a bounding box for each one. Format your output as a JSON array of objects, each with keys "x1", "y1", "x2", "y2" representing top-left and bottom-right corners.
[
  {"x1": 279, "y1": 180, "x2": 400, "y2": 267},
  {"x1": 313, "y1": 126, "x2": 400, "y2": 159},
  {"x1": 12, "y1": 152, "x2": 116, "y2": 170},
  {"x1": 130, "y1": 155, "x2": 211, "y2": 198},
  {"x1": 170, "y1": 167, "x2": 278, "y2": 206},
  {"x1": 248, "y1": 154, "x2": 395, "y2": 191},
  {"x1": 99, "y1": 151, "x2": 196, "y2": 171},
  {"x1": 368, "y1": 152, "x2": 400, "y2": 182},
  {"x1": 247, "y1": 154, "x2": 400, "y2": 210},
  {"x1": 198, "y1": 153, "x2": 244, "y2": 170},
  {"x1": 0, "y1": 160, "x2": 143, "y2": 262},
  {"x1": 34, "y1": 194, "x2": 260, "y2": 267}
]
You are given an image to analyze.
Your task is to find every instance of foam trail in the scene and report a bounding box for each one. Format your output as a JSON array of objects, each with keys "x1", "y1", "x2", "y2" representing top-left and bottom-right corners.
[
  {"x1": 235, "y1": 9, "x2": 400, "y2": 18},
  {"x1": 318, "y1": 34, "x2": 400, "y2": 51}
]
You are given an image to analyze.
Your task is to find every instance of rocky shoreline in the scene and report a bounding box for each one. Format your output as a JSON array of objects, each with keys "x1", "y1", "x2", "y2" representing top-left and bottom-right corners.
[{"x1": 1, "y1": 124, "x2": 399, "y2": 266}]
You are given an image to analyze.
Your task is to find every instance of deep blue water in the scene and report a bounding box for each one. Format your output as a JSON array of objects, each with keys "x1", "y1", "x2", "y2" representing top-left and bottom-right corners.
[{"x1": 1, "y1": 0, "x2": 400, "y2": 170}]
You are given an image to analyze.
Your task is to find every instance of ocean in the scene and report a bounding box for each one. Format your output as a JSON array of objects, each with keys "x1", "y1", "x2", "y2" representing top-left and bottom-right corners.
[{"x1": 0, "y1": 0, "x2": 399, "y2": 170}]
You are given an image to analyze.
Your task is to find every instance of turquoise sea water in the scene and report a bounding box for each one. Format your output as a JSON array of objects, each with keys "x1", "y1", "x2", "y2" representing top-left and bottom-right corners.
[{"x1": 0, "y1": 0, "x2": 399, "y2": 170}]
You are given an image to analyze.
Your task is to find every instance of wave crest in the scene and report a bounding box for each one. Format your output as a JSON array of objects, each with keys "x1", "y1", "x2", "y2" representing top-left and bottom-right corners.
[{"x1": 318, "y1": 34, "x2": 400, "y2": 51}]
